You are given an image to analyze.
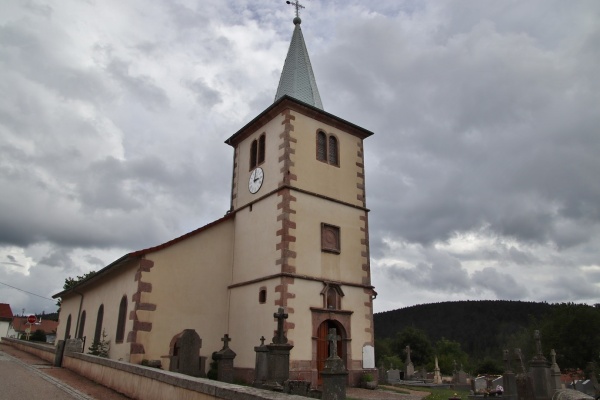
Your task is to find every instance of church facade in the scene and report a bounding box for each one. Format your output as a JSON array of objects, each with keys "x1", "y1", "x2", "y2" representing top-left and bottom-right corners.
[{"x1": 54, "y1": 15, "x2": 375, "y2": 387}]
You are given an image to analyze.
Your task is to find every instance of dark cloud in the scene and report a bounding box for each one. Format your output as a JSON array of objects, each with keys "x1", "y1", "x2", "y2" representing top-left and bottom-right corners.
[{"x1": 1, "y1": 1, "x2": 599, "y2": 314}]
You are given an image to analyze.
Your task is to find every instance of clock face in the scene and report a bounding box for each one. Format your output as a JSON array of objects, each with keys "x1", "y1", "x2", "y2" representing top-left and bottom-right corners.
[{"x1": 249, "y1": 167, "x2": 264, "y2": 194}]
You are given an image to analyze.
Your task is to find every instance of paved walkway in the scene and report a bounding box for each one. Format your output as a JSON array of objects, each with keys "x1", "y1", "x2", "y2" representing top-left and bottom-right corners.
[{"x1": 0, "y1": 344, "x2": 130, "y2": 400}]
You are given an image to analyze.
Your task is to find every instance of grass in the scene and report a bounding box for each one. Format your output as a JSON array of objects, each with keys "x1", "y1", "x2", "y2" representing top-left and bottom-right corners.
[{"x1": 396, "y1": 385, "x2": 471, "y2": 400}]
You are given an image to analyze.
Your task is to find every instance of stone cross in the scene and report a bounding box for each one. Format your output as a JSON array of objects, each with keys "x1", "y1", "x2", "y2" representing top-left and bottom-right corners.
[
  {"x1": 273, "y1": 307, "x2": 288, "y2": 344},
  {"x1": 259, "y1": 336, "x2": 265, "y2": 346},
  {"x1": 534, "y1": 330, "x2": 543, "y2": 357},
  {"x1": 503, "y1": 349, "x2": 512, "y2": 371},
  {"x1": 221, "y1": 334, "x2": 231, "y2": 349},
  {"x1": 327, "y1": 328, "x2": 341, "y2": 359}
]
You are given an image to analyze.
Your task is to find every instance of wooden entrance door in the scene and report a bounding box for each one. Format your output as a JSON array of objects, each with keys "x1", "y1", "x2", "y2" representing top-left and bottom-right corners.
[{"x1": 316, "y1": 320, "x2": 343, "y2": 386}]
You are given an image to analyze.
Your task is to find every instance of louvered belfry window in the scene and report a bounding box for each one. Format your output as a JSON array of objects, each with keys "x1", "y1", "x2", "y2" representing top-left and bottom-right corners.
[
  {"x1": 328, "y1": 136, "x2": 338, "y2": 165},
  {"x1": 316, "y1": 130, "x2": 339, "y2": 166},
  {"x1": 258, "y1": 135, "x2": 266, "y2": 164},
  {"x1": 250, "y1": 134, "x2": 266, "y2": 169},
  {"x1": 250, "y1": 139, "x2": 258, "y2": 169},
  {"x1": 317, "y1": 131, "x2": 327, "y2": 161}
]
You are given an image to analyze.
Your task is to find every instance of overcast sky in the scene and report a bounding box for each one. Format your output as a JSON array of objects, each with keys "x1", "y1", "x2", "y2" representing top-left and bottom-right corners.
[{"x1": 1, "y1": 1, "x2": 599, "y2": 316}]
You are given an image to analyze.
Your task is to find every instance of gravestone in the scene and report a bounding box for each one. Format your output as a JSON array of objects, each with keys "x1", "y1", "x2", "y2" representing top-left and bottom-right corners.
[
  {"x1": 321, "y1": 328, "x2": 348, "y2": 400},
  {"x1": 503, "y1": 349, "x2": 518, "y2": 400},
  {"x1": 378, "y1": 363, "x2": 388, "y2": 384},
  {"x1": 552, "y1": 389, "x2": 594, "y2": 400},
  {"x1": 363, "y1": 345, "x2": 375, "y2": 369},
  {"x1": 169, "y1": 329, "x2": 204, "y2": 377},
  {"x1": 455, "y1": 367, "x2": 468, "y2": 385},
  {"x1": 433, "y1": 356, "x2": 443, "y2": 384},
  {"x1": 387, "y1": 369, "x2": 401, "y2": 384},
  {"x1": 253, "y1": 336, "x2": 269, "y2": 387},
  {"x1": 264, "y1": 307, "x2": 294, "y2": 391},
  {"x1": 404, "y1": 345, "x2": 415, "y2": 379},
  {"x1": 529, "y1": 330, "x2": 552, "y2": 400},
  {"x1": 474, "y1": 376, "x2": 488, "y2": 393},
  {"x1": 550, "y1": 349, "x2": 562, "y2": 392},
  {"x1": 213, "y1": 334, "x2": 236, "y2": 383},
  {"x1": 65, "y1": 338, "x2": 84, "y2": 353}
]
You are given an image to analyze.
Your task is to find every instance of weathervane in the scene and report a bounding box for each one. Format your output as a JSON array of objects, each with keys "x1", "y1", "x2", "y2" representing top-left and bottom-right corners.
[{"x1": 286, "y1": 0, "x2": 305, "y2": 18}]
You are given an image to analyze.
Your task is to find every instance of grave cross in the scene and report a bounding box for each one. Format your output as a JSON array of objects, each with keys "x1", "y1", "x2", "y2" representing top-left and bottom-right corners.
[
  {"x1": 534, "y1": 330, "x2": 543, "y2": 357},
  {"x1": 273, "y1": 307, "x2": 288, "y2": 344},
  {"x1": 327, "y1": 328, "x2": 341, "y2": 359},
  {"x1": 222, "y1": 334, "x2": 231, "y2": 349},
  {"x1": 259, "y1": 336, "x2": 266, "y2": 346}
]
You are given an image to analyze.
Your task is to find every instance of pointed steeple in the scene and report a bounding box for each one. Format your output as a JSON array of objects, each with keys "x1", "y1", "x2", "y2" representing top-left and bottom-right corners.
[{"x1": 274, "y1": 16, "x2": 324, "y2": 110}]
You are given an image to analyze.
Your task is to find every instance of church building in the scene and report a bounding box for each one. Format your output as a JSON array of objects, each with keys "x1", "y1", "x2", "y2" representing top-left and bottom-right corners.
[{"x1": 54, "y1": 11, "x2": 376, "y2": 387}]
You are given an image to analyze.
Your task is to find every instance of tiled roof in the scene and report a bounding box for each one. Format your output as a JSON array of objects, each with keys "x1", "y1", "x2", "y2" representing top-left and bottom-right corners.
[
  {"x1": 0, "y1": 303, "x2": 13, "y2": 320},
  {"x1": 11, "y1": 317, "x2": 58, "y2": 334},
  {"x1": 274, "y1": 17, "x2": 323, "y2": 110}
]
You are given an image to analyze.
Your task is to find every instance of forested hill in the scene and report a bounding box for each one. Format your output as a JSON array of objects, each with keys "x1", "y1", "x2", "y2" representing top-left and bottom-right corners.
[{"x1": 374, "y1": 300, "x2": 554, "y2": 358}]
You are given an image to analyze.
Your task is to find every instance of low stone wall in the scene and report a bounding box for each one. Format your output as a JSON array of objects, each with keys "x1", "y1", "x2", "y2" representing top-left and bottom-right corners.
[
  {"x1": 2, "y1": 337, "x2": 55, "y2": 363},
  {"x1": 2, "y1": 338, "x2": 305, "y2": 400}
]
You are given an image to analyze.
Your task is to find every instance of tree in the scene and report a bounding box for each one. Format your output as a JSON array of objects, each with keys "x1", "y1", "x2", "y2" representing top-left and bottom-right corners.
[
  {"x1": 391, "y1": 326, "x2": 433, "y2": 368},
  {"x1": 375, "y1": 337, "x2": 404, "y2": 369},
  {"x1": 88, "y1": 328, "x2": 110, "y2": 358},
  {"x1": 538, "y1": 303, "x2": 600, "y2": 369},
  {"x1": 56, "y1": 270, "x2": 97, "y2": 310},
  {"x1": 435, "y1": 337, "x2": 470, "y2": 374},
  {"x1": 29, "y1": 329, "x2": 47, "y2": 342},
  {"x1": 474, "y1": 357, "x2": 503, "y2": 375}
]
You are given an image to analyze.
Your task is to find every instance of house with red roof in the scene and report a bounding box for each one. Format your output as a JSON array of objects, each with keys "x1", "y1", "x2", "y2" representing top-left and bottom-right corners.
[
  {"x1": 9, "y1": 316, "x2": 59, "y2": 344},
  {"x1": 0, "y1": 303, "x2": 14, "y2": 340}
]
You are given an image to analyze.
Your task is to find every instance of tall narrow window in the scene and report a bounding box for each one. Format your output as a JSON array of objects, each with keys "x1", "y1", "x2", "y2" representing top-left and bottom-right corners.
[
  {"x1": 250, "y1": 139, "x2": 258, "y2": 169},
  {"x1": 328, "y1": 136, "x2": 338, "y2": 165},
  {"x1": 94, "y1": 304, "x2": 104, "y2": 344},
  {"x1": 116, "y1": 296, "x2": 127, "y2": 343},
  {"x1": 65, "y1": 314, "x2": 72, "y2": 340},
  {"x1": 317, "y1": 131, "x2": 327, "y2": 161},
  {"x1": 258, "y1": 135, "x2": 266, "y2": 164},
  {"x1": 78, "y1": 310, "x2": 86, "y2": 338}
]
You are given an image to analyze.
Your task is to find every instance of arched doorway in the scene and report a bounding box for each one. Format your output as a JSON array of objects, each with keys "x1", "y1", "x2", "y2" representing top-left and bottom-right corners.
[{"x1": 316, "y1": 319, "x2": 345, "y2": 385}]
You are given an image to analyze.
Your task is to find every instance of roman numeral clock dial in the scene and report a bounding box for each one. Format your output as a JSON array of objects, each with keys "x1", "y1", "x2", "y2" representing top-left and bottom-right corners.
[{"x1": 248, "y1": 167, "x2": 264, "y2": 194}]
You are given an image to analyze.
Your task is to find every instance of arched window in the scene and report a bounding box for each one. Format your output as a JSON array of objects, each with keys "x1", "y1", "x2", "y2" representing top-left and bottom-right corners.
[
  {"x1": 316, "y1": 131, "x2": 339, "y2": 166},
  {"x1": 78, "y1": 310, "x2": 86, "y2": 338},
  {"x1": 116, "y1": 296, "x2": 127, "y2": 343},
  {"x1": 94, "y1": 304, "x2": 104, "y2": 344},
  {"x1": 317, "y1": 131, "x2": 327, "y2": 161},
  {"x1": 250, "y1": 134, "x2": 266, "y2": 169},
  {"x1": 64, "y1": 314, "x2": 72, "y2": 340},
  {"x1": 258, "y1": 135, "x2": 266, "y2": 164},
  {"x1": 328, "y1": 136, "x2": 338, "y2": 166}
]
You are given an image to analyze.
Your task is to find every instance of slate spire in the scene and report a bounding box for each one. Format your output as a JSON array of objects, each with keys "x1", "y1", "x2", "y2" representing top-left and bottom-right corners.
[{"x1": 274, "y1": 16, "x2": 324, "y2": 110}]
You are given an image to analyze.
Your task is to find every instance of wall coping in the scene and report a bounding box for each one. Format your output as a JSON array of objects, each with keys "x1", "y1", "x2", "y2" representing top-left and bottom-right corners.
[{"x1": 1, "y1": 337, "x2": 307, "y2": 400}]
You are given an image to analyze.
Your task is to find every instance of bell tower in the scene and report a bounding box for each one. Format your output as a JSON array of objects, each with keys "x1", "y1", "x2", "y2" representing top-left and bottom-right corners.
[{"x1": 225, "y1": 9, "x2": 376, "y2": 387}]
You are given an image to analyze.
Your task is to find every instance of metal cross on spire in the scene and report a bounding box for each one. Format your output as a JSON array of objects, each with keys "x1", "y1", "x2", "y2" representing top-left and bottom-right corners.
[{"x1": 286, "y1": 0, "x2": 305, "y2": 18}]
